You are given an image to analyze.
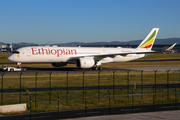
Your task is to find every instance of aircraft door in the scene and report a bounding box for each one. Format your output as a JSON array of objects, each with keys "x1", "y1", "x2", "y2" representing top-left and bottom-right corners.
[{"x1": 26, "y1": 49, "x2": 31, "y2": 57}]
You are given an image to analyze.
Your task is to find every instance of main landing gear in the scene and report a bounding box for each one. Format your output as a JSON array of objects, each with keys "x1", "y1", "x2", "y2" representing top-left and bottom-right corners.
[
  {"x1": 92, "y1": 67, "x2": 102, "y2": 70},
  {"x1": 92, "y1": 62, "x2": 102, "y2": 70}
]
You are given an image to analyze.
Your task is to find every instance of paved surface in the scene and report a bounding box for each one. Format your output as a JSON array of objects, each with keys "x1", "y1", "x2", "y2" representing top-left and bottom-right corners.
[
  {"x1": 0, "y1": 58, "x2": 180, "y2": 73},
  {"x1": 112, "y1": 66, "x2": 180, "y2": 71},
  {"x1": 1, "y1": 66, "x2": 180, "y2": 74},
  {"x1": 63, "y1": 110, "x2": 180, "y2": 120}
]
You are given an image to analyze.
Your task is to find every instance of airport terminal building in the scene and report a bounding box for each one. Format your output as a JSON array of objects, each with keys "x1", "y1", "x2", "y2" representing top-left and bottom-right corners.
[{"x1": 0, "y1": 43, "x2": 13, "y2": 53}]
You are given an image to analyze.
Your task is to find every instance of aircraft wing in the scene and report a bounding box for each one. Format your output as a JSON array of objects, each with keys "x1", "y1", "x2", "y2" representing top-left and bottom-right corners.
[
  {"x1": 69, "y1": 43, "x2": 177, "y2": 60},
  {"x1": 68, "y1": 50, "x2": 156, "y2": 60},
  {"x1": 88, "y1": 51, "x2": 156, "y2": 57}
]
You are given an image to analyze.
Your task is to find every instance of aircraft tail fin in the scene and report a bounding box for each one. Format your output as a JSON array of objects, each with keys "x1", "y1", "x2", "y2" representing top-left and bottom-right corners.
[
  {"x1": 137, "y1": 28, "x2": 159, "y2": 50},
  {"x1": 166, "y1": 43, "x2": 177, "y2": 51}
]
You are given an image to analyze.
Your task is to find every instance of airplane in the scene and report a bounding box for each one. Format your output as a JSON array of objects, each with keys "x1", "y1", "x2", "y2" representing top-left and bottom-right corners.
[{"x1": 7, "y1": 28, "x2": 176, "y2": 70}]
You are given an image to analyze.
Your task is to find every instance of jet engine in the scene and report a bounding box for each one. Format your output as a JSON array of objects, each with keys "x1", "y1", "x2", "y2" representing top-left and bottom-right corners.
[
  {"x1": 76, "y1": 58, "x2": 95, "y2": 69},
  {"x1": 51, "y1": 62, "x2": 67, "y2": 67}
]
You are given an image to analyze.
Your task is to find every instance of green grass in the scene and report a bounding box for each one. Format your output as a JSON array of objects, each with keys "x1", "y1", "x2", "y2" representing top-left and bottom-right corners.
[
  {"x1": 139, "y1": 54, "x2": 180, "y2": 60},
  {"x1": 1, "y1": 88, "x2": 180, "y2": 115},
  {"x1": 1, "y1": 71, "x2": 180, "y2": 89},
  {"x1": 0, "y1": 70, "x2": 180, "y2": 115},
  {"x1": 0, "y1": 53, "x2": 12, "y2": 63}
]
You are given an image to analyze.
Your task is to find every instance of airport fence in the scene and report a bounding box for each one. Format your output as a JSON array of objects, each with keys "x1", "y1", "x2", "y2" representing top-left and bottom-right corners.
[{"x1": 0, "y1": 70, "x2": 180, "y2": 117}]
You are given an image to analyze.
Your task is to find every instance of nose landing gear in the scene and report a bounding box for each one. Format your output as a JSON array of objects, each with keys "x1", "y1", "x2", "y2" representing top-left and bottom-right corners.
[{"x1": 17, "y1": 63, "x2": 22, "y2": 68}]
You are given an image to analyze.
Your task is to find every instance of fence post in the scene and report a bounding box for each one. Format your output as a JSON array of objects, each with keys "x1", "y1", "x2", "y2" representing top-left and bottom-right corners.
[
  {"x1": 49, "y1": 72, "x2": 52, "y2": 105},
  {"x1": 131, "y1": 89, "x2": 134, "y2": 113},
  {"x1": 174, "y1": 88, "x2": 177, "y2": 110},
  {"x1": 152, "y1": 88, "x2": 155, "y2": 112},
  {"x1": 66, "y1": 71, "x2": 69, "y2": 105},
  {"x1": 84, "y1": 92, "x2": 87, "y2": 117},
  {"x1": 113, "y1": 71, "x2": 115, "y2": 101},
  {"x1": 154, "y1": 70, "x2": 157, "y2": 98},
  {"x1": 27, "y1": 92, "x2": 32, "y2": 120},
  {"x1": 19, "y1": 73, "x2": 22, "y2": 104},
  {"x1": 82, "y1": 71, "x2": 85, "y2": 103},
  {"x1": 1, "y1": 73, "x2": 4, "y2": 105},
  {"x1": 57, "y1": 93, "x2": 60, "y2": 119},
  {"x1": 98, "y1": 71, "x2": 100, "y2": 102},
  {"x1": 35, "y1": 72, "x2": 38, "y2": 107},
  {"x1": 127, "y1": 70, "x2": 130, "y2": 100},
  {"x1": 179, "y1": 70, "x2": 180, "y2": 84},
  {"x1": 107, "y1": 89, "x2": 111, "y2": 115},
  {"x1": 167, "y1": 70, "x2": 170, "y2": 99},
  {"x1": 141, "y1": 70, "x2": 143, "y2": 99}
]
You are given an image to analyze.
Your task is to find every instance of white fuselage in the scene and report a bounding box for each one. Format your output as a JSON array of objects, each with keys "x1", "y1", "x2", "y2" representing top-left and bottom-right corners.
[
  {"x1": 8, "y1": 46, "x2": 148, "y2": 63},
  {"x1": 7, "y1": 28, "x2": 160, "y2": 69}
]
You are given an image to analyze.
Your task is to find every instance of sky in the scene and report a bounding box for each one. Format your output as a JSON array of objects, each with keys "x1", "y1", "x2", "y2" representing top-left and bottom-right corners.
[{"x1": 0, "y1": 0, "x2": 180, "y2": 44}]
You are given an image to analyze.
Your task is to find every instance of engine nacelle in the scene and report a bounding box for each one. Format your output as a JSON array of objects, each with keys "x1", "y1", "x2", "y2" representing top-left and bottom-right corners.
[
  {"x1": 76, "y1": 58, "x2": 95, "y2": 69},
  {"x1": 51, "y1": 62, "x2": 67, "y2": 67}
]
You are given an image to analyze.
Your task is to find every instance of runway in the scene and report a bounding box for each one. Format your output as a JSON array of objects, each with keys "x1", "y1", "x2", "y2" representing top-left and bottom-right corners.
[
  {"x1": 0, "y1": 59, "x2": 180, "y2": 73},
  {"x1": 0, "y1": 66, "x2": 180, "y2": 75},
  {"x1": 63, "y1": 110, "x2": 180, "y2": 120},
  {"x1": 110, "y1": 66, "x2": 180, "y2": 71}
]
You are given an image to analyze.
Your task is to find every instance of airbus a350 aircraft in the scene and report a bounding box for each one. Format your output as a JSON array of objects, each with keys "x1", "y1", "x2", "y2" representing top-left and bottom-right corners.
[{"x1": 7, "y1": 28, "x2": 176, "y2": 70}]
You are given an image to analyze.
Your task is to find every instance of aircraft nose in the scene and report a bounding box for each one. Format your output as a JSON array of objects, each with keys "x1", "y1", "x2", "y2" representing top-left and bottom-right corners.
[{"x1": 7, "y1": 54, "x2": 14, "y2": 62}]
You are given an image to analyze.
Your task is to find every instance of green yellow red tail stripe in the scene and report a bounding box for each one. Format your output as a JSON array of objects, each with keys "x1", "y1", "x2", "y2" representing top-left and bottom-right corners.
[{"x1": 137, "y1": 28, "x2": 159, "y2": 50}]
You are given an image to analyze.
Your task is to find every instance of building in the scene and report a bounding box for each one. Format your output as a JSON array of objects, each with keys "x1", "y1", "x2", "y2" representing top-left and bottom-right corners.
[{"x1": 0, "y1": 43, "x2": 13, "y2": 53}]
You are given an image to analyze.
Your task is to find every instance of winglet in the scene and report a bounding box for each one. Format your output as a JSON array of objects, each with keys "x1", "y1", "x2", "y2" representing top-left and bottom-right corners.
[
  {"x1": 166, "y1": 43, "x2": 177, "y2": 51},
  {"x1": 137, "y1": 28, "x2": 159, "y2": 50}
]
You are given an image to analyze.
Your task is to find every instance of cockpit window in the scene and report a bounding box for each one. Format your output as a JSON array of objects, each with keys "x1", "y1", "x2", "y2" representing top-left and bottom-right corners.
[{"x1": 13, "y1": 51, "x2": 20, "y2": 54}]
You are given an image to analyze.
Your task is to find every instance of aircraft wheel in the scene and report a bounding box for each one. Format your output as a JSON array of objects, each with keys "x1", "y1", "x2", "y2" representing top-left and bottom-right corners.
[
  {"x1": 95, "y1": 67, "x2": 98, "y2": 70},
  {"x1": 92, "y1": 67, "x2": 102, "y2": 70},
  {"x1": 98, "y1": 67, "x2": 102, "y2": 70},
  {"x1": 10, "y1": 69, "x2": 14, "y2": 72},
  {"x1": 92, "y1": 67, "x2": 98, "y2": 70}
]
